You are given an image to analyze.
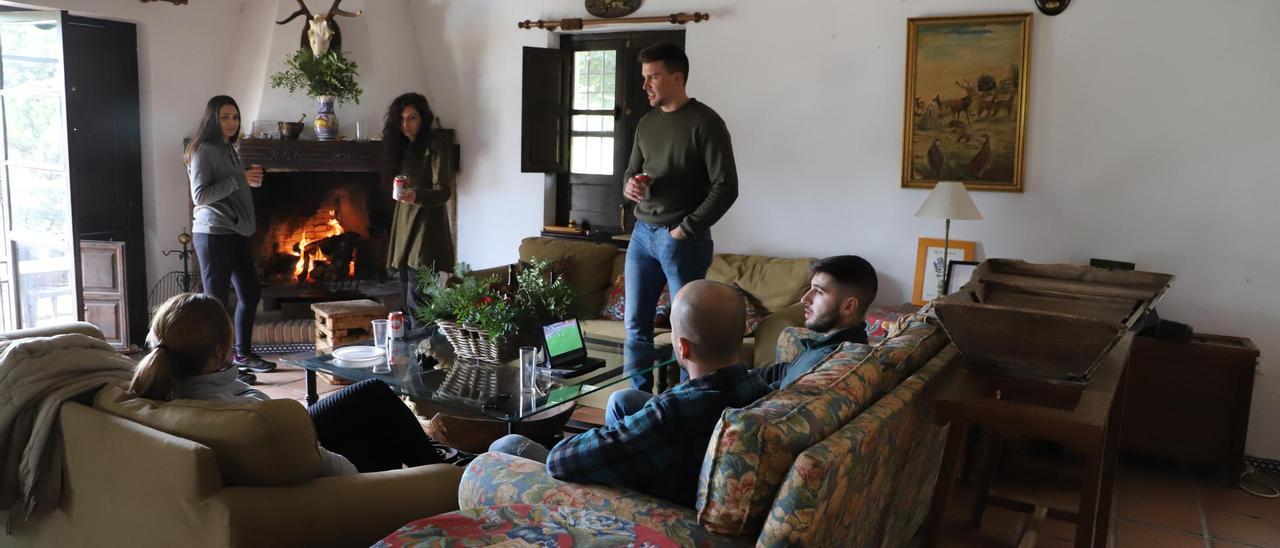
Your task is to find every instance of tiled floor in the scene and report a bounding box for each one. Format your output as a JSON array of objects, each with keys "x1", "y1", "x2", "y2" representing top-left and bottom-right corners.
[
  {"x1": 937, "y1": 462, "x2": 1280, "y2": 547},
  {"x1": 252, "y1": 359, "x2": 345, "y2": 402}
]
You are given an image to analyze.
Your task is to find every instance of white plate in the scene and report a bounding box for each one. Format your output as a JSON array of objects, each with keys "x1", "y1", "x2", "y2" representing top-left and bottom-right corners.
[
  {"x1": 332, "y1": 346, "x2": 385, "y2": 361},
  {"x1": 332, "y1": 346, "x2": 385, "y2": 368}
]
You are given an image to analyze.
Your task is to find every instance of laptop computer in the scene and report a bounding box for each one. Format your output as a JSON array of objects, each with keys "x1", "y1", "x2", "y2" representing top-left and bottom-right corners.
[{"x1": 540, "y1": 317, "x2": 605, "y2": 378}]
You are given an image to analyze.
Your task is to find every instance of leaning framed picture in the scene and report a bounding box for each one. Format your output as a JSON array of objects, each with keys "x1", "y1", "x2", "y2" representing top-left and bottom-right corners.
[
  {"x1": 902, "y1": 13, "x2": 1032, "y2": 192},
  {"x1": 913, "y1": 238, "x2": 976, "y2": 305},
  {"x1": 944, "y1": 260, "x2": 981, "y2": 295}
]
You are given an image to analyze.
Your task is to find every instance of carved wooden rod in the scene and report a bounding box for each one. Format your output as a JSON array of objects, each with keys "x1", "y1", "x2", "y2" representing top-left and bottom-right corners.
[{"x1": 518, "y1": 12, "x2": 710, "y2": 31}]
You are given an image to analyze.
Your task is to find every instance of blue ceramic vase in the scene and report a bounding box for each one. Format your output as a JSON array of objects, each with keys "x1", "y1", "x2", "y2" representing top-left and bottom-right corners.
[{"x1": 314, "y1": 95, "x2": 338, "y2": 141}]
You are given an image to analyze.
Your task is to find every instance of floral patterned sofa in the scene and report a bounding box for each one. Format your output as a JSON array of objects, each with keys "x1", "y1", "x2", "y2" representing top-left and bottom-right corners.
[{"x1": 409, "y1": 312, "x2": 960, "y2": 547}]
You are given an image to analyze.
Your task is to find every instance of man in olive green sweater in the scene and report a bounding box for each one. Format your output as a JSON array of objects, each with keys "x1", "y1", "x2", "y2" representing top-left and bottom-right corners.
[{"x1": 622, "y1": 43, "x2": 738, "y2": 392}]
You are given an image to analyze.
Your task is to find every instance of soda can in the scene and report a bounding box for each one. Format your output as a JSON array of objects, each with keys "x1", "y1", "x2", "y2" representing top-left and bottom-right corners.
[
  {"x1": 393, "y1": 175, "x2": 409, "y2": 200},
  {"x1": 635, "y1": 173, "x2": 652, "y2": 200},
  {"x1": 388, "y1": 311, "x2": 405, "y2": 339}
]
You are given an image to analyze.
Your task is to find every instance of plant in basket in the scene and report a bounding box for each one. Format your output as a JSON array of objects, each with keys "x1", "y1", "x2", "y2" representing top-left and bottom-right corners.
[{"x1": 415, "y1": 260, "x2": 576, "y2": 359}]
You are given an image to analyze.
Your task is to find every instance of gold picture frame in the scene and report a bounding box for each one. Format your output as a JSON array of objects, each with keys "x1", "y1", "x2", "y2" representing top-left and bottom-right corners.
[
  {"x1": 913, "y1": 237, "x2": 976, "y2": 305},
  {"x1": 902, "y1": 13, "x2": 1032, "y2": 192}
]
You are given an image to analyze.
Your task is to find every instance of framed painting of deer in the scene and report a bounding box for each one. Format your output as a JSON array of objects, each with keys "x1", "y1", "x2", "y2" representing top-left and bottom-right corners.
[{"x1": 902, "y1": 13, "x2": 1031, "y2": 192}]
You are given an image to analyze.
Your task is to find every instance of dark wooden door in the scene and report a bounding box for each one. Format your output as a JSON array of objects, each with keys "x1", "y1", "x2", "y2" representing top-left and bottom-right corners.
[
  {"x1": 559, "y1": 31, "x2": 684, "y2": 233},
  {"x1": 62, "y1": 15, "x2": 145, "y2": 346}
]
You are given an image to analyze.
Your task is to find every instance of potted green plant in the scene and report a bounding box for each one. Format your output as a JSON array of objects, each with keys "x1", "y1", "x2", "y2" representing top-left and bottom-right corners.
[
  {"x1": 416, "y1": 260, "x2": 577, "y2": 363},
  {"x1": 269, "y1": 48, "x2": 363, "y2": 141}
]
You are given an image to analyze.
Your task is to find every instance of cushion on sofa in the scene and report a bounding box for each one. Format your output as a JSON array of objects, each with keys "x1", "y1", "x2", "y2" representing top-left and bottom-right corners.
[
  {"x1": 695, "y1": 341, "x2": 879, "y2": 536},
  {"x1": 580, "y1": 318, "x2": 670, "y2": 346},
  {"x1": 758, "y1": 345, "x2": 958, "y2": 547},
  {"x1": 600, "y1": 276, "x2": 764, "y2": 335},
  {"x1": 93, "y1": 384, "x2": 323, "y2": 486},
  {"x1": 456, "y1": 452, "x2": 731, "y2": 547},
  {"x1": 696, "y1": 314, "x2": 947, "y2": 535},
  {"x1": 876, "y1": 313, "x2": 948, "y2": 387},
  {"x1": 519, "y1": 237, "x2": 621, "y2": 318},
  {"x1": 600, "y1": 275, "x2": 671, "y2": 326},
  {"x1": 705, "y1": 254, "x2": 813, "y2": 314}
]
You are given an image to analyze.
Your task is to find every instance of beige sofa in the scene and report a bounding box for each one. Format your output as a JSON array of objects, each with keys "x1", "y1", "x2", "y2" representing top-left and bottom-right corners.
[
  {"x1": 4, "y1": 323, "x2": 463, "y2": 548},
  {"x1": 515, "y1": 236, "x2": 814, "y2": 368}
]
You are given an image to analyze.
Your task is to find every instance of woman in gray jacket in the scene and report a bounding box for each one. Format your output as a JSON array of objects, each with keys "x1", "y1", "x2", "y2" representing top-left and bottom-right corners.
[{"x1": 183, "y1": 96, "x2": 274, "y2": 382}]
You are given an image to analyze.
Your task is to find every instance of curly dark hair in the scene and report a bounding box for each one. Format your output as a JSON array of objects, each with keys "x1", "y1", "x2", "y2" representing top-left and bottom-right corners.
[{"x1": 383, "y1": 92, "x2": 434, "y2": 165}]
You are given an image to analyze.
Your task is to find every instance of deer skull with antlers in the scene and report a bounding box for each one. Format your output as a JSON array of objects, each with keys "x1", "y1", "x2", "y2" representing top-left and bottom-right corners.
[{"x1": 276, "y1": 0, "x2": 362, "y2": 58}]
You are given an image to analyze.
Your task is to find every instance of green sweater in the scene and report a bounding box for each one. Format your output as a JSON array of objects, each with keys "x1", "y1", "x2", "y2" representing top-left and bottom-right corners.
[{"x1": 624, "y1": 99, "x2": 738, "y2": 236}]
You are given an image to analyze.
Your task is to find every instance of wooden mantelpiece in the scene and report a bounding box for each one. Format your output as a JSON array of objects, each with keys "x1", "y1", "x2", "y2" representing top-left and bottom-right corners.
[{"x1": 237, "y1": 139, "x2": 386, "y2": 172}]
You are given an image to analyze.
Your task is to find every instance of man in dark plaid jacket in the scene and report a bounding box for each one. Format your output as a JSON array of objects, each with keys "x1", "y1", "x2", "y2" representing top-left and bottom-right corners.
[{"x1": 489, "y1": 280, "x2": 770, "y2": 507}]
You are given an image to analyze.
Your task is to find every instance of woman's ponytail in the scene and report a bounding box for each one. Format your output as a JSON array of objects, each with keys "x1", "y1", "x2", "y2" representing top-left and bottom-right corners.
[{"x1": 129, "y1": 346, "x2": 179, "y2": 400}]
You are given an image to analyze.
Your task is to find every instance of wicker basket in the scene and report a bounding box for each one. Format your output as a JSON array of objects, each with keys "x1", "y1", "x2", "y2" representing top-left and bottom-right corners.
[{"x1": 436, "y1": 320, "x2": 519, "y2": 364}]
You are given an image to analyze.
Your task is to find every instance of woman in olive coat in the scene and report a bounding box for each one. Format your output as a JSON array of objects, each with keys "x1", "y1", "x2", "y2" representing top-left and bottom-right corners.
[{"x1": 383, "y1": 93, "x2": 455, "y2": 323}]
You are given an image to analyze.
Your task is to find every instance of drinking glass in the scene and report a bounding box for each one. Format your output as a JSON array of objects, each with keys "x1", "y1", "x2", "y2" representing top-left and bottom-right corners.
[
  {"x1": 371, "y1": 319, "x2": 388, "y2": 348},
  {"x1": 354, "y1": 121, "x2": 366, "y2": 141},
  {"x1": 518, "y1": 346, "x2": 540, "y2": 397}
]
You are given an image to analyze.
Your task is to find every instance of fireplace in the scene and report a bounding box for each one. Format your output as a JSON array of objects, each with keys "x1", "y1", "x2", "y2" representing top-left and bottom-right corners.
[
  {"x1": 251, "y1": 171, "x2": 385, "y2": 285},
  {"x1": 238, "y1": 139, "x2": 395, "y2": 307}
]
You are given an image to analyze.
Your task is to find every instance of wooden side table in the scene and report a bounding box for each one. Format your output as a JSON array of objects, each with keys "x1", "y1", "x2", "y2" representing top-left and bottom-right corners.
[{"x1": 923, "y1": 332, "x2": 1134, "y2": 548}]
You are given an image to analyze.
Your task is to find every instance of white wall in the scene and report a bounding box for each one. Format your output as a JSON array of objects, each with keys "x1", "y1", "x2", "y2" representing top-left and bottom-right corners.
[
  {"x1": 230, "y1": 0, "x2": 432, "y2": 141},
  {"x1": 408, "y1": 0, "x2": 1280, "y2": 459},
  {"x1": 3, "y1": 0, "x2": 243, "y2": 296},
  {"x1": 13, "y1": 0, "x2": 1279, "y2": 459}
]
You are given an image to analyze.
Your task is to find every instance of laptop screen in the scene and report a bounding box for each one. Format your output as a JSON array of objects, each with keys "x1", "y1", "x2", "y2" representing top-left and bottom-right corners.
[{"x1": 542, "y1": 317, "x2": 586, "y2": 365}]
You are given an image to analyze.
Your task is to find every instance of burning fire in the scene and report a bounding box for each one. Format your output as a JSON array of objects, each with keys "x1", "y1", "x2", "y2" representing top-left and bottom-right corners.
[{"x1": 291, "y1": 210, "x2": 348, "y2": 280}]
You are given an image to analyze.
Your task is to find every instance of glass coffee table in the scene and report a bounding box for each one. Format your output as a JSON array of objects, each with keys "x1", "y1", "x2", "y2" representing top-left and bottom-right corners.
[{"x1": 279, "y1": 334, "x2": 668, "y2": 431}]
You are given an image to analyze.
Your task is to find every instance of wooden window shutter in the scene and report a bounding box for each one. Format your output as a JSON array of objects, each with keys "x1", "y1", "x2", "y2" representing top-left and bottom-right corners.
[{"x1": 521, "y1": 46, "x2": 568, "y2": 173}]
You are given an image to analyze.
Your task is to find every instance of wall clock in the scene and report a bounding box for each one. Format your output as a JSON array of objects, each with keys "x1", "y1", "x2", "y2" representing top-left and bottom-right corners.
[{"x1": 585, "y1": 0, "x2": 641, "y2": 19}]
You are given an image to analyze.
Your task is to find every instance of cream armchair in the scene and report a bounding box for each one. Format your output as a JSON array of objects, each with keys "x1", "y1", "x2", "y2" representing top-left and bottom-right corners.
[{"x1": 5, "y1": 323, "x2": 463, "y2": 548}]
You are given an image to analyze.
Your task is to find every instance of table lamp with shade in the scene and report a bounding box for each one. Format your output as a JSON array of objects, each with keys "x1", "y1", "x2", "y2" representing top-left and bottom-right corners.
[{"x1": 915, "y1": 181, "x2": 983, "y2": 297}]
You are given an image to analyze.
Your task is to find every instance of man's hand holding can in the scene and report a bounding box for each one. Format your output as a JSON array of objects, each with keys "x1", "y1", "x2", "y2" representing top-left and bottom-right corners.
[{"x1": 624, "y1": 173, "x2": 652, "y2": 203}]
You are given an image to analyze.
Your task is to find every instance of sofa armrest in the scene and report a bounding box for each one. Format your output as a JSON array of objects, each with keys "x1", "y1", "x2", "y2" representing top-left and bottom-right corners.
[
  {"x1": 753, "y1": 302, "x2": 805, "y2": 368},
  {"x1": 0, "y1": 321, "x2": 104, "y2": 342},
  {"x1": 216, "y1": 463, "x2": 464, "y2": 548},
  {"x1": 458, "y1": 452, "x2": 738, "y2": 546},
  {"x1": 469, "y1": 264, "x2": 510, "y2": 281}
]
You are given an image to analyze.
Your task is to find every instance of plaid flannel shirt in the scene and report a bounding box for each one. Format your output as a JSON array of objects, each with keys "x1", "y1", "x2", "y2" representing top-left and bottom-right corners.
[{"x1": 546, "y1": 364, "x2": 770, "y2": 507}]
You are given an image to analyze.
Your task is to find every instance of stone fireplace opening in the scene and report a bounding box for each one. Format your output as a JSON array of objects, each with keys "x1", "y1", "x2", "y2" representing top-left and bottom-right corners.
[
  {"x1": 233, "y1": 139, "x2": 403, "y2": 345},
  {"x1": 250, "y1": 171, "x2": 393, "y2": 302}
]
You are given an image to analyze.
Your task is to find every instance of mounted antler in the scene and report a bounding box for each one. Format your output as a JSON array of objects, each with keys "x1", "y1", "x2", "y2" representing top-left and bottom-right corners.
[
  {"x1": 276, "y1": 0, "x2": 314, "y2": 26},
  {"x1": 326, "y1": 0, "x2": 362, "y2": 20},
  {"x1": 276, "y1": 0, "x2": 362, "y2": 58}
]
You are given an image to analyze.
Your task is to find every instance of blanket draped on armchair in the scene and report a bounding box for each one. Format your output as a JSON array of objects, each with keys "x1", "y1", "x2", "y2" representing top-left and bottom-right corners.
[{"x1": 0, "y1": 333, "x2": 133, "y2": 531}]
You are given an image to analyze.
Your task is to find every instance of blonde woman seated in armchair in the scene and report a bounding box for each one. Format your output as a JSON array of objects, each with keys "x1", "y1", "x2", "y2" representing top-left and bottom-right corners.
[{"x1": 130, "y1": 293, "x2": 445, "y2": 475}]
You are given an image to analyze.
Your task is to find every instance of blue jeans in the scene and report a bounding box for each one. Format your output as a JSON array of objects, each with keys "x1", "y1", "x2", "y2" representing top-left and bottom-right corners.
[
  {"x1": 624, "y1": 221, "x2": 714, "y2": 392},
  {"x1": 488, "y1": 434, "x2": 550, "y2": 463},
  {"x1": 605, "y1": 389, "x2": 655, "y2": 426}
]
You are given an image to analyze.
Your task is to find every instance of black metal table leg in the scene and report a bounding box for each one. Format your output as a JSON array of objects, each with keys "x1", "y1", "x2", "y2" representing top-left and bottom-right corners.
[{"x1": 306, "y1": 369, "x2": 318, "y2": 406}]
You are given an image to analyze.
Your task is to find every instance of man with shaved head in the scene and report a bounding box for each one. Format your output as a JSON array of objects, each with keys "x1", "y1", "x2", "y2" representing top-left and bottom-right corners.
[{"x1": 488, "y1": 280, "x2": 770, "y2": 507}]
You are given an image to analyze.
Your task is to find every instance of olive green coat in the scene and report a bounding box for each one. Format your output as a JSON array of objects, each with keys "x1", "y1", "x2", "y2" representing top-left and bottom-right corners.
[{"x1": 387, "y1": 131, "x2": 456, "y2": 272}]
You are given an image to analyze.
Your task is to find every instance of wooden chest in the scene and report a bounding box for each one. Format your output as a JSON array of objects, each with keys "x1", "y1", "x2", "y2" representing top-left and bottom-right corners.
[{"x1": 934, "y1": 259, "x2": 1173, "y2": 383}]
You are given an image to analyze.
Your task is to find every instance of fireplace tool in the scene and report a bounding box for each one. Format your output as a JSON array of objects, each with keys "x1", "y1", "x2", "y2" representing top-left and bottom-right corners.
[{"x1": 148, "y1": 232, "x2": 200, "y2": 312}]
